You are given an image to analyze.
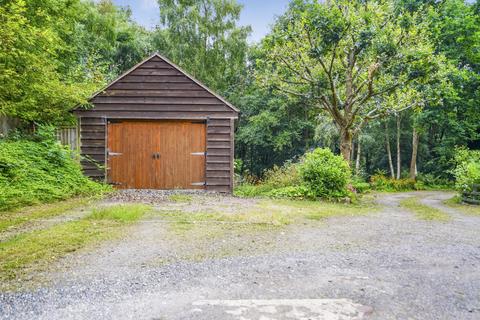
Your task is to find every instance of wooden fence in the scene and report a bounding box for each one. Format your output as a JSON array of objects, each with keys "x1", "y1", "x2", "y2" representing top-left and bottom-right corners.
[
  {"x1": 0, "y1": 116, "x2": 20, "y2": 136},
  {"x1": 56, "y1": 127, "x2": 80, "y2": 152}
]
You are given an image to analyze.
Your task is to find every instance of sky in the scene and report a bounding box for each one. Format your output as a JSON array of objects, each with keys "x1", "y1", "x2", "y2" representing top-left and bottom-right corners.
[{"x1": 111, "y1": 0, "x2": 291, "y2": 43}]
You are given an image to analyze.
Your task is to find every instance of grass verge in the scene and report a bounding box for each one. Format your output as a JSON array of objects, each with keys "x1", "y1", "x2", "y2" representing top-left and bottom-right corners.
[
  {"x1": 444, "y1": 196, "x2": 480, "y2": 216},
  {"x1": 0, "y1": 197, "x2": 97, "y2": 233},
  {"x1": 399, "y1": 197, "x2": 450, "y2": 221},
  {"x1": 0, "y1": 204, "x2": 150, "y2": 289}
]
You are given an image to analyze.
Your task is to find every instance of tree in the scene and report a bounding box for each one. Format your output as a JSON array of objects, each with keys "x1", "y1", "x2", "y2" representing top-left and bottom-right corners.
[
  {"x1": 0, "y1": 0, "x2": 99, "y2": 123},
  {"x1": 256, "y1": 0, "x2": 437, "y2": 163},
  {"x1": 151, "y1": 0, "x2": 251, "y2": 95},
  {"x1": 0, "y1": 0, "x2": 152, "y2": 124}
]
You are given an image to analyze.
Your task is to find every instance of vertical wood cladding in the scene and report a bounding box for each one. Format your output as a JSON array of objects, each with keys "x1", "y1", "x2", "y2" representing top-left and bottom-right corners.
[{"x1": 75, "y1": 53, "x2": 238, "y2": 192}]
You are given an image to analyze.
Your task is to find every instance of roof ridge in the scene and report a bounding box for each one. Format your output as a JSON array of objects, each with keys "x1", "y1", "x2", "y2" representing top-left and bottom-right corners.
[{"x1": 78, "y1": 52, "x2": 239, "y2": 113}]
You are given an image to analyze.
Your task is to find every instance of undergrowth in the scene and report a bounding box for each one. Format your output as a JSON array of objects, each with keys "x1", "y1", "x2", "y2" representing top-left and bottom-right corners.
[{"x1": 0, "y1": 128, "x2": 110, "y2": 211}]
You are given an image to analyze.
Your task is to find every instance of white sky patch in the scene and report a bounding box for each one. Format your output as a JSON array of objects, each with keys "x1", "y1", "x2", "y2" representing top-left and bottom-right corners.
[{"x1": 140, "y1": 0, "x2": 158, "y2": 10}]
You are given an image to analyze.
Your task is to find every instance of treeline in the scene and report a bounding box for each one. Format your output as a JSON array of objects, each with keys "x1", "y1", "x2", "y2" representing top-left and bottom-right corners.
[{"x1": 1, "y1": 0, "x2": 479, "y2": 182}]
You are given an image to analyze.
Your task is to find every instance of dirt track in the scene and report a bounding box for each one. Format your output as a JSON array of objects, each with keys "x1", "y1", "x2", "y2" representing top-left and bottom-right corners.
[{"x1": 1, "y1": 191, "x2": 479, "y2": 320}]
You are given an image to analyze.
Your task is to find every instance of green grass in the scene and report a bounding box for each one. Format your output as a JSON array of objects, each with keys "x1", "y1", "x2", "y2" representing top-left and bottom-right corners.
[
  {"x1": 155, "y1": 198, "x2": 377, "y2": 233},
  {"x1": 0, "y1": 197, "x2": 94, "y2": 233},
  {"x1": 399, "y1": 197, "x2": 450, "y2": 221},
  {"x1": 168, "y1": 194, "x2": 193, "y2": 203},
  {"x1": 444, "y1": 196, "x2": 480, "y2": 216},
  {"x1": 88, "y1": 204, "x2": 148, "y2": 222},
  {"x1": 0, "y1": 204, "x2": 151, "y2": 288}
]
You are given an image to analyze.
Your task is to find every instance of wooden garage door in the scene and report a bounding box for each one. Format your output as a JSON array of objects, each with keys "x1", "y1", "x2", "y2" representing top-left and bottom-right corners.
[{"x1": 107, "y1": 120, "x2": 206, "y2": 189}]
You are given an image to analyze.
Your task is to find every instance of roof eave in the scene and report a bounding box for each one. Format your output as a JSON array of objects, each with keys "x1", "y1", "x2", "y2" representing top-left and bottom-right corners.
[{"x1": 73, "y1": 52, "x2": 240, "y2": 114}]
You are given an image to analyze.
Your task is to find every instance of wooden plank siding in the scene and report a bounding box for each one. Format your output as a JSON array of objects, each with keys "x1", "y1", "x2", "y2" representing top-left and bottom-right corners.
[{"x1": 74, "y1": 53, "x2": 238, "y2": 192}]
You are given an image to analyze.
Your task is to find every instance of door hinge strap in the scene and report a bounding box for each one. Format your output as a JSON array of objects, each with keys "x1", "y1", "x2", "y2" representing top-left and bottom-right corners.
[
  {"x1": 191, "y1": 152, "x2": 206, "y2": 156},
  {"x1": 191, "y1": 182, "x2": 206, "y2": 186},
  {"x1": 108, "y1": 152, "x2": 123, "y2": 156}
]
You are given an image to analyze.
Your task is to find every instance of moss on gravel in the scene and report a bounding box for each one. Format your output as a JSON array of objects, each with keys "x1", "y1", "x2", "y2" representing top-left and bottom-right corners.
[
  {"x1": 153, "y1": 198, "x2": 377, "y2": 235},
  {"x1": 0, "y1": 204, "x2": 151, "y2": 289},
  {"x1": 400, "y1": 197, "x2": 450, "y2": 221},
  {"x1": 444, "y1": 196, "x2": 480, "y2": 216}
]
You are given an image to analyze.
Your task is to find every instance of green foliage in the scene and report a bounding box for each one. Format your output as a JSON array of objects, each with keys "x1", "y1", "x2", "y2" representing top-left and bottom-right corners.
[
  {"x1": 370, "y1": 174, "x2": 416, "y2": 192},
  {"x1": 0, "y1": 0, "x2": 151, "y2": 124},
  {"x1": 453, "y1": 148, "x2": 480, "y2": 192},
  {"x1": 262, "y1": 162, "x2": 301, "y2": 189},
  {"x1": 236, "y1": 148, "x2": 351, "y2": 200},
  {"x1": 234, "y1": 160, "x2": 302, "y2": 197},
  {"x1": 255, "y1": 0, "x2": 440, "y2": 160},
  {"x1": 298, "y1": 148, "x2": 351, "y2": 199},
  {"x1": 152, "y1": 0, "x2": 251, "y2": 95},
  {"x1": 0, "y1": 134, "x2": 109, "y2": 211},
  {"x1": 351, "y1": 179, "x2": 371, "y2": 194},
  {"x1": 265, "y1": 186, "x2": 310, "y2": 200}
]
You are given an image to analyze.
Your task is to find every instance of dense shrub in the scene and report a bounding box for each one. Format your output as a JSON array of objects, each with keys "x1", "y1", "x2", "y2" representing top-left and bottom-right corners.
[
  {"x1": 453, "y1": 148, "x2": 480, "y2": 192},
  {"x1": 0, "y1": 135, "x2": 109, "y2": 211},
  {"x1": 297, "y1": 148, "x2": 351, "y2": 199}
]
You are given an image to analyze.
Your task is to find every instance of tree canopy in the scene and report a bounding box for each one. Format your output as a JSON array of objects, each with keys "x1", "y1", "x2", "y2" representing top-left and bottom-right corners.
[{"x1": 0, "y1": 0, "x2": 478, "y2": 182}]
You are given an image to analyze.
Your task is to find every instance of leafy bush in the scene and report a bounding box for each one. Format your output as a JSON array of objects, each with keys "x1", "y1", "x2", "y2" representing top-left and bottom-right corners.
[
  {"x1": 235, "y1": 148, "x2": 351, "y2": 200},
  {"x1": 297, "y1": 148, "x2": 351, "y2": 199},
  {"x1": 453, "y1": 148, "x2": 480, "y2": 192},
  {"x1": 0, "y1": 135, "x2": 109, "y2": 211}
]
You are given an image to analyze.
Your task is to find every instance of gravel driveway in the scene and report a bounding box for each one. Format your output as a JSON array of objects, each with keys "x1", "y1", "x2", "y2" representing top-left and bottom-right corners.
[{"x1": 1, "y1": 191, "x2": 479, "y2": 320}]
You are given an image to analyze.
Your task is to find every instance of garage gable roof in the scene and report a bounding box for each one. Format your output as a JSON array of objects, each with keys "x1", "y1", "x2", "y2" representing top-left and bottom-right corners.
[{"x1": 84, "y1": 52, "x2": 239, "y2": 113}]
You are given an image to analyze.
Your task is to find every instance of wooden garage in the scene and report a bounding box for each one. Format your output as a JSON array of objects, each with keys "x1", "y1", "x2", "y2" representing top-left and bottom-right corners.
[{"x1": 73, "y1": 53, "x2": 239, "y2": 193}]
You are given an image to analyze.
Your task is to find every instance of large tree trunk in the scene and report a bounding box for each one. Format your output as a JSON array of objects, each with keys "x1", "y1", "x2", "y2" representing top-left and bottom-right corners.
[
  {"x1": 355, "y1": 138, "x2": 361, "y2": 175},
  {"x1": 396, "y1": 114, "x2": 401, "y2": 180},
  {"x1": 385, "y1": 121, "x2": 395, "y2": 178},
  {"x1": 410, "y1": 127, "x2": 419, "y2": 180},
  {"x1": 340, "y1": 128, "x2": 353, "y2": 164}
]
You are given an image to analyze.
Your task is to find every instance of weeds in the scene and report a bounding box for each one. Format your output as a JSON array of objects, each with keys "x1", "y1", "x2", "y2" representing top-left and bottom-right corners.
[
  {"x1": 444, "y1": 196, "x2": 480, "y2": 216},
  {"x1": 399, "y1": 197, "x2": 450, "y2": 221},
  {"x1": 168, "y1": 194, "x2": 193, "y2": 203},
  {"x1": 0, "y1": 204, "x2": 151, "y2": 287}
]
